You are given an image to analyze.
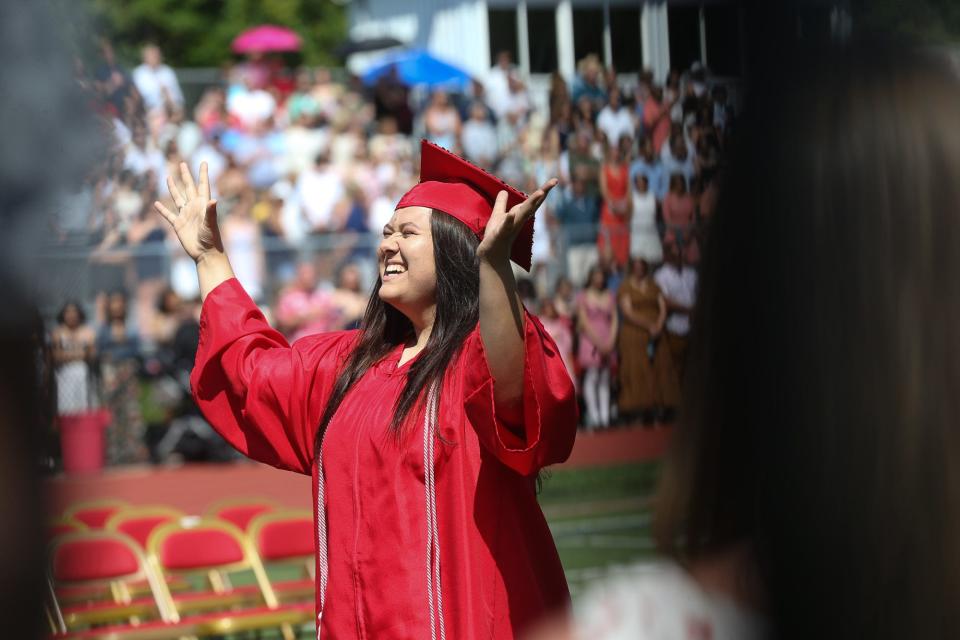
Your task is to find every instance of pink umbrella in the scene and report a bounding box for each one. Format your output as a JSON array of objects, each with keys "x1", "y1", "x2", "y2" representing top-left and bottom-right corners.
[{"x1": 231, "y1": 25, "x2": 302, "y2": 54}]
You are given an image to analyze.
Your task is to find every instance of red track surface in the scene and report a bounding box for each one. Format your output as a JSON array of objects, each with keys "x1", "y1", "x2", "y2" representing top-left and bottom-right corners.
[{"x1": 47, "y1": 425, "x2": 671, "y2": 515}]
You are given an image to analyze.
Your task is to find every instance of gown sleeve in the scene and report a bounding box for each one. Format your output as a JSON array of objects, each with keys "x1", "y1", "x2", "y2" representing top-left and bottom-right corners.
[
  {"x1": 189, "y1": 278, "x2": 356, "y2": 475},
  {"x1": 461, "y1": 308, "x2": 579, "y2": 476}
]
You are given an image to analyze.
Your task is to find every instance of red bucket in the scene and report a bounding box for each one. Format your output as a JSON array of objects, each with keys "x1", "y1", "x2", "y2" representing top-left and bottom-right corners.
[{"x1": 59, "y1": 409, "x2": 111, "y2": 474}]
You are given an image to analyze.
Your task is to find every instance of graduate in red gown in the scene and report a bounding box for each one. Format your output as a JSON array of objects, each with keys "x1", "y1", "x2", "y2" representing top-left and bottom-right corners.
[{"x1": 155, "y1": 140, "x2": 578, "y2": 639}]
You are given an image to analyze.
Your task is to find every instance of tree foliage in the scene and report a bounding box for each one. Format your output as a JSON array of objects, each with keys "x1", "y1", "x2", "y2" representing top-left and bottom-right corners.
[
  {"x1": 850, "y1": 0, "x2": 960, "y2": 44},
  {"x1": 62, "y1": 0, "x2": 347, "y2": 68}
]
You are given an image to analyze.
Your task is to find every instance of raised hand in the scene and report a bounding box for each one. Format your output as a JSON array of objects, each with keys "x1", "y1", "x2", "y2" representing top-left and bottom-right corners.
[
  {"x1": 476, "y1": 179, "x2": 559, "y2": 265},
  {"x1": 154, "y1": 162, "x2": 223, "y2": 263}
]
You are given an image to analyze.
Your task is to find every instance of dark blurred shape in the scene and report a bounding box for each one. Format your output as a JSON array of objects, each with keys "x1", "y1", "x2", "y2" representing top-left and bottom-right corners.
[
  {"x1": 0, "y1": 0, "x2": 101, "y2": 637},
  {"x1": 655, "y1": 36, "x2": 960, "y2": 640},
  {"x1": 334, "y1": 37, "x2": 404, "y2": 58}
]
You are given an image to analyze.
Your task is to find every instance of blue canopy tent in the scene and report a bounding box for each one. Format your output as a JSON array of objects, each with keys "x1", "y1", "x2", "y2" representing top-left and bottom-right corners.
[{"x1": 361, "y1": 48, "x2": 473, "y2": 89}]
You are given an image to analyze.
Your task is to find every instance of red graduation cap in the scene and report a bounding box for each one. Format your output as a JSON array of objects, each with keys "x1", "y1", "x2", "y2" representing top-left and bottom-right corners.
[{"x1": 396, "y1": 139, "x2": 534, "y2": 270}]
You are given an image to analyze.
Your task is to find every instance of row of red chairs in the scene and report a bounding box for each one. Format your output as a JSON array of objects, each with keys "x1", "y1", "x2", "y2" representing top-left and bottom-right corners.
[{"x1": 46, "y1": 499, "x2": 316, "y2": 640}]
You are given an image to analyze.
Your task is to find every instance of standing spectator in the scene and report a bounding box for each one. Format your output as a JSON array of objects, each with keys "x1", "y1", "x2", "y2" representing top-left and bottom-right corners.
[
  {"x1": 598, "y1": 142, "x2": 632, "y2": 267},
  {"x1": 538, "y1": 298, "x2": 576, "y2": 393},
  {"x1": 297, "y1": 150, "x2": 345, "y2": 234},
  {"x1": 662, "y1": 173, "x2": 697, "y2": 259},
  {"x1": 654, "y1": 242, "x2": 697, "y2": 382},
  {"x1": 552, "y1": 275, "x2": 576, "y2": 322},
  {"x1": 577, "y1": 265, "x2": 618, "y2": 430},
  {"x1": 330, "y1": 263, "x2": 368, "y2": 330},
  {"x1": 221, "y1": 192, "x2": 265, "y2": 302},
  {"x1": 660, "y1": 133, "x2": 697, "y2": 191},
  {"x1": 131, "y1": 44, "x2": 183, "y2": 115},
  {"x1": 423, "y1": 89, "x2": 461, "y2": 150},
  {"x1": 227, "y1": 72, "x2": 277, "y2": 130},
  {"x1": 630, "y1": 173, "x2": 663, "y2": 263},
  {"x1": 596, "y1": 89, "x2": 635, "y2": 151},
  {"x1": 555, "y1": 172, "x2": 600, "y2": 285},
  {"x1": 567, "y1": 130, "x2": 601, "y2": 197},
  {"x1": 617, "y1": 258, "x2": 680, "y2": 424},
  {"x1": 96, "y1": 289, "x2": 148, "y2": 465},
  {"x1": 274, "y1": 261, "x2": 338, "y2": 341},
  {"x1": 643, "y1": 86, "x2": 674, "y2": 155},
  {"x1": 572, "y1": 54, "x2": 607, "y2": 111},
  {"x1": 630, "y1": 134, "x2": 667, "y2": 202},
  {"x1": 548, "y1": 71, "x2": 571, "y2": 124},
  {"x1": 485, "y1": 50, "x2": 514, "y2": 120},
  {"x1": 460, "y1": 102, "x2": 499, "y2": 169},
  {"x1": 52, "y1": 301, "x2": 97, "y2": 416}
]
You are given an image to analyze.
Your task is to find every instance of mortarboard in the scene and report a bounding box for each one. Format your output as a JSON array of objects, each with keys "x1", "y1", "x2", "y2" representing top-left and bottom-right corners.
[{"x1": 396, "y1": 140, "x2": 534, "y2": 270}]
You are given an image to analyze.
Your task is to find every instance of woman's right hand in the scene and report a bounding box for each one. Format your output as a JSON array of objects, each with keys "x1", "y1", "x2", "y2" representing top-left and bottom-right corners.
[{"x1": 154, "y1": 162, "x2": 223, "y2": 263}]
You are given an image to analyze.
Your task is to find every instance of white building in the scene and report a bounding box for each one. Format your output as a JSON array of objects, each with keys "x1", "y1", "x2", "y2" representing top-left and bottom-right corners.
[{"x1": 348, "y1": 1, "x2": 752, "y2": 85}]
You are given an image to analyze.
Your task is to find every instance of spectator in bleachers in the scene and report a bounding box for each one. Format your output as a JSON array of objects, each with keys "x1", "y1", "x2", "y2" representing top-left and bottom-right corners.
[
  {"x1": 551, "y1": 275, "x2": 576, "y2": 322},
  {"x1": 663, "y1": 171, "x2": 696, "y2": 245},
  {"x1": 460, "y1": 101, "x2": 499, "y2": 169},
  {"x1": 577, "y1": 265, "x2": 618, "y2": 430},
  {"x1": 629, "y1": 172, "x2": 662, "y2": 263},
  {"x1": 630, "y1": 134, "x2": 667, "y2": 202},
  {"x1": 96, "y1": 289, "x2": 148, "y2": 464},
  {"x1": 617, "y1": 257, "x2": 680, "y2": 425},
  {"x1": 643, "y1": 85, "x2": 674, "y2": 155},
  {"x1": 538, "y1": 297, "x2": 576, "y2": 392},
  {"x1": 275, "y1": 260, "x2": 335, "y2": 340},
  {"x1": 654, "y1": 242, "x2": 697, "y2": 383},
  {"x1": 221, "y1": 191, "x2": 266, "y2": 302},
  {"x1": 596, "y1": 88, "x2": 635, "y2": 151},
  {"x1": 423, "y1": 89, "x2": 461, "y2": 150},
  {"x1": 567, "y1": 129, "x2": 600, "y2": 197},
  {"x1": 297, "y1": 150, "x2": 345, "y2": 235},
  {"x1": 598, "y1": 140, "x2": 632, "y2": 267},
  {"x1": 572, "y1": 54, "x2": 607, "y2": 111},
  {"x1": 132, "y1": 44, "x2": 184, "y2": 115},
  {"x1": 660, "y1": 132, "x2": 696, "y2": 191},
  {"x1": 485, "y1": 50, "x2": 515, "y2": 120},
  {"x1": 52, "y1": 301, "x2": 97, "y2": 417},
  {"x1": 556, "y1": 171, "x2": 600, "y2": 286}
]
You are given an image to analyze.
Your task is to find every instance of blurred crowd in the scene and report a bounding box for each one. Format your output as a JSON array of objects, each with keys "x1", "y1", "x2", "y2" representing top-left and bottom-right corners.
[{"x1": 47, "y1": 39, "x2": 734, "y2": 467}]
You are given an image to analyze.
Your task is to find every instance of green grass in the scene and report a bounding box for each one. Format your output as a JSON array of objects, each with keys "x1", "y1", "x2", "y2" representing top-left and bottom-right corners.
[{"x1": 539, "y1": 462, "x2": 663, "y2": 600}]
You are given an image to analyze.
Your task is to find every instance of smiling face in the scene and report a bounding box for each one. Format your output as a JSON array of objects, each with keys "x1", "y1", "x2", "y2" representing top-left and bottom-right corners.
[{"x1": 377, "y1": 206, "x2": 437, "y2": 320}]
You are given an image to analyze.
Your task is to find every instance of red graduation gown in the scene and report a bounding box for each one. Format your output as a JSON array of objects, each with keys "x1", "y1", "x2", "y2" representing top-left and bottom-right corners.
[{"x1": 190, "y1": 278, "x2": 578, "y2": 639}]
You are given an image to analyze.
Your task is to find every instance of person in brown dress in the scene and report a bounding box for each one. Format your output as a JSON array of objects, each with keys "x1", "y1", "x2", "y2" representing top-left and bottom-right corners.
[{"x1": 617, "y1": 257, "x2": 681, "y2": 424}]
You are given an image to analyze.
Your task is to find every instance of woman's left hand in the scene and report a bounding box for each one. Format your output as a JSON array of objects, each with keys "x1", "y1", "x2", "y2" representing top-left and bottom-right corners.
[{"x1": 477, "y1": 179, "x2": 559, "y2": 264}]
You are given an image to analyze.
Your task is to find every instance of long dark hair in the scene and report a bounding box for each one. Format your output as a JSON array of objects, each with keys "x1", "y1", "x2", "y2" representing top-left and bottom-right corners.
[
  {"x1": 654, "y1": 42, "x2": 960, "y2": 638},
  {"x1": 314, "y1": 210, "x2": 479, "y2": 450}
]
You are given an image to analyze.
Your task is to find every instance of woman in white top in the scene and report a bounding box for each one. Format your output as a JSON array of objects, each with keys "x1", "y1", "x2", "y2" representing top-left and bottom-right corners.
[{"x1": 629, "y1": 172, "x2": 662, "y2": 263}]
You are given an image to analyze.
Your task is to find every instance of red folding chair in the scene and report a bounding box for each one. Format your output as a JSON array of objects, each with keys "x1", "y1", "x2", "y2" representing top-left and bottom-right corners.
[
  {"x1": 47, "y1": 530, "x2": 201, "y2": 638},
  {"x1": 205, "y1": 497, "x2": 277, "y2": 531},
  {"x1": 247, "y1": 510, "x2": 316, "y2": 603},
  {"x1": 146, "y1": 518, "x2": 313, "y2": 640},
  {"x1": 63, "y1": 500, "x2": 131, "y2": 529}
]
